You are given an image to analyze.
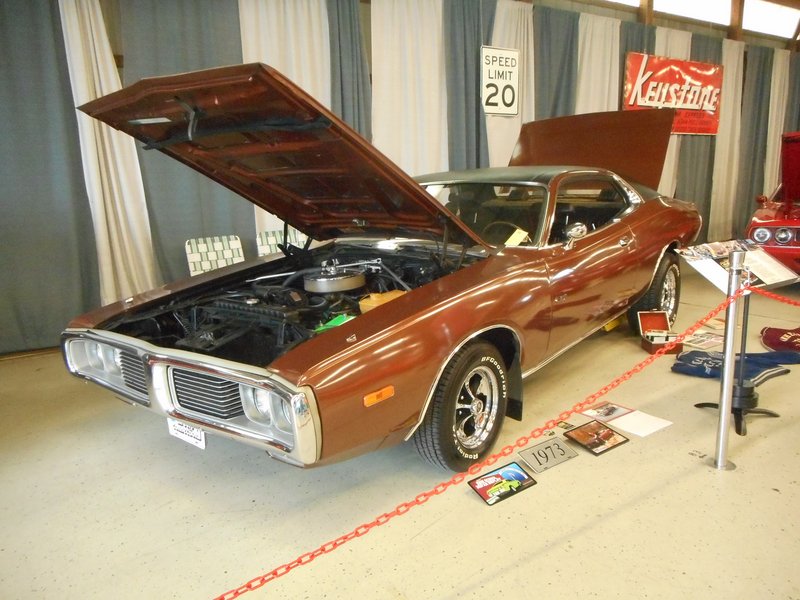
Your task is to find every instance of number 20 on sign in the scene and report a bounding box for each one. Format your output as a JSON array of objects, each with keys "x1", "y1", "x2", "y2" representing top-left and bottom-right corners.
[{"x1": 481, "y1": 46, "x2": 519, "y2": 116}]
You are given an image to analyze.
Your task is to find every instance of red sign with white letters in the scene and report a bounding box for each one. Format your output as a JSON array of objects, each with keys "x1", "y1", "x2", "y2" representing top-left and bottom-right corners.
[{"x1": 623, "y1": 52, "x2": 723, "y2": 135}]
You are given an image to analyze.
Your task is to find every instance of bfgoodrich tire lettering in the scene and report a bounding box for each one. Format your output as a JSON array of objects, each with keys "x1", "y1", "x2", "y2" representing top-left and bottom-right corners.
[
  {"x1": 413, "y1": 341, "x2": 508, "y2": 471},
  {"x1": 627, "y1": 252, "x2": 681, "y2": 334}
]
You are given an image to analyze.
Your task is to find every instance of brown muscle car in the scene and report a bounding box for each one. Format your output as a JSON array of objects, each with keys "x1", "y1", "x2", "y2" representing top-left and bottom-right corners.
[{"x1": 61, "y1": 64, "x2": 701, "y2": 471}]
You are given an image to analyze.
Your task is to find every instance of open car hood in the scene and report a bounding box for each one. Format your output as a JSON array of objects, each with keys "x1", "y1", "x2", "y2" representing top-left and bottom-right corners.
[
  {"x1": 508, "y1": 109, "x2": 676, "y2": 190},
  {"x1": 79, "y1": 63, "x2": 482, "y2": 246}
]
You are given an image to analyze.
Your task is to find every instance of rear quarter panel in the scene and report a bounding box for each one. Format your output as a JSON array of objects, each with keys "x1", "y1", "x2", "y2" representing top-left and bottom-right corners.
[{"x1": 627, "y1": 197, "x2": 701, "y2": 290}]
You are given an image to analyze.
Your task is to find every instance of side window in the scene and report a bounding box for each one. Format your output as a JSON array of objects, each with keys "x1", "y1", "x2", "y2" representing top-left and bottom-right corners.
[
  {"x1": 547, "y1": 176, "x2": 629, "y2": 245},
  {"x1": 479, "y1": 185, "x2": 547, "y2": 245},
  {"x1": 433, "y1": 183, "x2": 547, "y2": 246}
]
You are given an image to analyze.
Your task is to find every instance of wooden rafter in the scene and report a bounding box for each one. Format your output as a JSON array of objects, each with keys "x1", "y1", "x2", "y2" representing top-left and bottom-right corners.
[
  {"x1": 765, "y1": 0, "x2": 800, "y2": 10},
  {"x1": 638, "y1": 0, "x2": 653, "y2": 25},
  {"x1": 729, "y1": 0, "x2": 745, "y2": 41}
]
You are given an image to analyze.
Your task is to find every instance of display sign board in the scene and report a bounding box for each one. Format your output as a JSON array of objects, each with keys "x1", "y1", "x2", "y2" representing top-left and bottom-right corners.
[
  {"x1": 677, "y1": 240, "x2": 800, "y2": 293},
  {"x1": 623, "y1": 52, "x2": 723, "y2": 135},
  {"x1": 518, "y1": 437, "x2": 577, "y2": 474},
  {"x1": 481, "y1": 46, "x2": 519, "y2": 115},
  {"x1": 467, "y1": 461, "x2": 535, "y2": 505}
]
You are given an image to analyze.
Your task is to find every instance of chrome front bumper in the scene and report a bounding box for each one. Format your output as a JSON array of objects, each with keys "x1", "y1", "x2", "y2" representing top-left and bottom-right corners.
[{"x1": 61, "y1": 329, "x2": 321, "y2": 467}]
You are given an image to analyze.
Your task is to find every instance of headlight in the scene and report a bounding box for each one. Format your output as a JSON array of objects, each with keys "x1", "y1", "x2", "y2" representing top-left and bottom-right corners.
[
  {"x1": 92, "y1": 343, "x2": 120, "y2": 373},
  {"x1": 240, "y1": 384, "x2": 294, "y2": 433},
  {"x1": 775, "y1": 228, "x2": 793, "y2": 244},
  {"x1": 751, "y1": 227, "x2": 771, "y2": 243},
  {"x1": 247, "y1": 387, "x2": 274, "y2": 425},
  {"x1": 67, "y1": 339, "x2": 122, "y2": 379}
]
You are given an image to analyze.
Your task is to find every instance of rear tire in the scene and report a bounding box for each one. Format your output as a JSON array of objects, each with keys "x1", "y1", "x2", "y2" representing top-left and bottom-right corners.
[
  {"x1": 627, "y1": 252, "x2": 681, "y2": 334},
  {"x1": 413, "y1": 342, "x2": 508, "y2": 472}
]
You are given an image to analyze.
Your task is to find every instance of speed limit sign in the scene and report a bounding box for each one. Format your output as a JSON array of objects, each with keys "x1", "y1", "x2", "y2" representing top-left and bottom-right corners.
[{"x1": 481, "y1": 46, "x2": 519, "y2": 116}]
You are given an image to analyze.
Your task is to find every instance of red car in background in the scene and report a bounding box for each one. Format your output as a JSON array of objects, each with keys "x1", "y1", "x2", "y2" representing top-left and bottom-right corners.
[{"x1": 747, "y1": 132, "x2": 800, "y2": 273}]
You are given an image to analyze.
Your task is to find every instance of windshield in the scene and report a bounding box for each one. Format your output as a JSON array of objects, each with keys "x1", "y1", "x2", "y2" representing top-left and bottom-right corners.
[{"x1": 424, "y1": 182, "x2": 548, "y2": 246}]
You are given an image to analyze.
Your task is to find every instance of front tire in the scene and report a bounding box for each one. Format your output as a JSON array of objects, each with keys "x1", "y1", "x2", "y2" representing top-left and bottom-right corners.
[
  {"x1": 413, "y1": 342, "x2": 508, "y2": 471},
  {"x1": 627, "y1": 252, "x2": 681, "y2": 334}
]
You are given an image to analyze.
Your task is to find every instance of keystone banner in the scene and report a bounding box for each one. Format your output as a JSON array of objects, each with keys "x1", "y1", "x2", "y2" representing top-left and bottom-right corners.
[{"x1": 623, "y1": 52, "x2": 723, "y2": 135}]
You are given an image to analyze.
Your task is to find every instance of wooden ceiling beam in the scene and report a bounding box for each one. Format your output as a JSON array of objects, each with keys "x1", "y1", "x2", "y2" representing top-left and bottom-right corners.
[
  {"x1": 729, "y1": 0, "x2": 745, "y2": 41},
  {"x1": 638, "y1": 0, "x2": 653, "y2": 25},
  {"x1": 765, "y1": 0, "x2": 800, "y2": 10}
]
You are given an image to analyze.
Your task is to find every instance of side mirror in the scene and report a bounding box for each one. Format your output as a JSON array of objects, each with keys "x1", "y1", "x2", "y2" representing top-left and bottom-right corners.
[{"x1": 564, "y1": 222, "x2": 588, "y2": 249}]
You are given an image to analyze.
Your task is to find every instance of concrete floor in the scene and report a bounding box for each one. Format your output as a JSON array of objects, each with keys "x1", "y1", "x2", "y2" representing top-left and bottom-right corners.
[{"x1": 1, "y1": 270, "x2": 798, "y2": 600}]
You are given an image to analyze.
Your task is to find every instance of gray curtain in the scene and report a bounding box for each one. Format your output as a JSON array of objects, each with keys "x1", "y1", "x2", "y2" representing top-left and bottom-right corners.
[
  {"x1": 735, "y1": 45, "x2": 774, "y2": 237},
  {"x1": 444, "y1": 0, "x2": 496, "y2": 170},
  {"x1": 675, "y1": 34, "x2": 722, "y2": 243},
  {"x1": 533, "y1": 6, "x2": 578, "y2": 120},
  {"x1": 786, "y1": 52, "x2": 800, "y2": 133},
  {"x1": 119, "y1": 0, "x2": 255, "y2": 283},
  {"x1": 0, "y1": 0, "x2": 99, "y2": 353},
  {"x1": 327, "y1": 0, "x2": 372, "y2": 141},
  {"x1": 618, "y1": 21, "x2": 655, "y2": 109}
]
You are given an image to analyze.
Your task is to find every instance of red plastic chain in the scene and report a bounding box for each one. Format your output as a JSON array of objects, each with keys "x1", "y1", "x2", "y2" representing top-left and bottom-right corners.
[
  {"x1": 214, "y1": 287, "x2": 753, "y2": 600},
  {"x1": 750, "y1": 285, "x2": 800, "y2": 308}
]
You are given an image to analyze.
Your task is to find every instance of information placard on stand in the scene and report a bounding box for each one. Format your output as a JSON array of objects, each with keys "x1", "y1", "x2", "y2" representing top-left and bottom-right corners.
[
  {"x1": 675, "y1": 241, "x2": 797, "y2": 467},
  {"x1": 676, "y1": 240, "x2": 799, "y2": 291}
]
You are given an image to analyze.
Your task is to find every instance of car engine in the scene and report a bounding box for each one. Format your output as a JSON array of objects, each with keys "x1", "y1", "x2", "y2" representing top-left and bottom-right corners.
[{"x1": 106, "y1": 241, "x2": 481, "y2": 366}]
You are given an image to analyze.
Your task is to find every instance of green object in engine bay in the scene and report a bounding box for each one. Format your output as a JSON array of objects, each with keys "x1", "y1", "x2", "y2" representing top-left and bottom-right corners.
[{"x1": 315, "y1": 314, "x2": 355, "y2": 333}]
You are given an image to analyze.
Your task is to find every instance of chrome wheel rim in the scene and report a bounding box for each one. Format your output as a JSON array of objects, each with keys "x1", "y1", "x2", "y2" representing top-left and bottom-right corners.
[
  {"x1": 660, "y1": 265, "x2": 679, "y2": 323},
  {"x1": 454, "y1": 365, "x2": 500, "y2": 449}
]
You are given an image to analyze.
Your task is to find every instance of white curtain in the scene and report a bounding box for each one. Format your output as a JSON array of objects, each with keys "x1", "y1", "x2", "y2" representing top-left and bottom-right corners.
[
  {"x1": 58, "y1": 0, "x2": 161, "y2": 304},
  {"x1": 371, "y1": 0, "x2": 448, "y2": 176},
  {"x1": 654, "y1": 27, "x2": 692, "y2": 197},
  {"x1": 708, "y1": 39, "x2": 745, "y2": 241},
  {"x1": 238, "y1": 0, "x2": 332, "y2": 233},
  {"x1": 485, "y1": 0, "x2": 535, "y2": 167},
  {"x1": 764, "y1": 48, "x2": 791, "y2": 195},
  {"x1": 575, "y1": 13, "x2": 620, "y2": 114}
]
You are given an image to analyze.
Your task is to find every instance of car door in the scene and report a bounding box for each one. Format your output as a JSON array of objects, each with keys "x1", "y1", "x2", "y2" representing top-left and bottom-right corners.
[{"x1": 541, "y1": 173, "x2": 641, "y2": 356}]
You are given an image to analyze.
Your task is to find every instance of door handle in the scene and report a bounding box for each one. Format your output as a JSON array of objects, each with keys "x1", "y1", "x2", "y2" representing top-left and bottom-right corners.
[{"x1": 618, "y1": 237, "x2": 631, "y2": 247}]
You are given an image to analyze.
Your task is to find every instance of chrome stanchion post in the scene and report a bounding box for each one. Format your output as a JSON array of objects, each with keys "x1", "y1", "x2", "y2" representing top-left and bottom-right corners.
[{"x1": 712, "y1": 250, "x2": 744, "y2": 471}]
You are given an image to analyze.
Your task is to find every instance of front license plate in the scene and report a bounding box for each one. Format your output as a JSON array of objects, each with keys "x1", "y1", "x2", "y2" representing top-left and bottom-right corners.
[
  {"x1": 518, "y1": 437, "x2": 577, "y2": 473},
  {"x1": 167, "y1": 418, "x2": 206, "y2": 449}
]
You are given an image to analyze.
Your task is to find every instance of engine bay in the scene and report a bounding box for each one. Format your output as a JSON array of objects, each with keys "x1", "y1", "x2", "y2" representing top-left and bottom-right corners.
[{"x1": 106, "y1": 241, "x2": 483, "y2": 366}]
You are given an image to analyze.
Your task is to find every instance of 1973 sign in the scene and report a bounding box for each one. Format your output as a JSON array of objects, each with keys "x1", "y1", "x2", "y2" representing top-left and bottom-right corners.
[
  {"x1": 481, "y1": 46, "x2": 519, "y2": 116},
  {"x1": 518, "y1": 437, "x2": 577, "y2": 473}
]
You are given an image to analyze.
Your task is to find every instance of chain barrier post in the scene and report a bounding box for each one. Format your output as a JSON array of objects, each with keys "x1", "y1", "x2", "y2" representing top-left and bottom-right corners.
[{"x1": 712, "y1": 250, "x2": 744, "y2": 471}]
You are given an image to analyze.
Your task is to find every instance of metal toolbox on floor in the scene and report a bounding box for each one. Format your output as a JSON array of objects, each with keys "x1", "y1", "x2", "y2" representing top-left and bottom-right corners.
[{"x1": 638, "y1": 311, "x2": 682, "y2": 354}]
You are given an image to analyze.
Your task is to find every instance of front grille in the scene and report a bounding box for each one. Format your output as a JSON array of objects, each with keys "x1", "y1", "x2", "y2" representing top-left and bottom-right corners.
[
  {"x1": 118, "y1": 350, "x2": 148, "y2": 396},
  {"x1": 171, "y1": 368, "x2": 244, "y2": 419}
]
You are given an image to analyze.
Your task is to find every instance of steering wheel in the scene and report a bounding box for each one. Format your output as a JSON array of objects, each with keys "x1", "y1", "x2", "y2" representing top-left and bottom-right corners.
[{"x1": 481, "y1": 221, "x2": 531, "y2": 245}]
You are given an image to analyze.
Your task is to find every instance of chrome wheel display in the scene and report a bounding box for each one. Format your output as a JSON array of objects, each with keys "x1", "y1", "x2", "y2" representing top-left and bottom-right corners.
[
  {"x1": 627, "y1": 252, "x2": 681, "y2": 334},
  {"x1": 454, "y1": 365, "x2": 500, "y2": 449},
  {"x1": 660, "y1": 263, "x2": 680, "y2": 324},
  {"x1": 413, "y1": 341, "x2": 508, "y2": 471}
]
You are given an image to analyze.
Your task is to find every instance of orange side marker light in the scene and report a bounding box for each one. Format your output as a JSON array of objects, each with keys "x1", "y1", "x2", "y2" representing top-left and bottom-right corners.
[{"x1": 363, "y1": 385, "x2": 395, "y2": 407}]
